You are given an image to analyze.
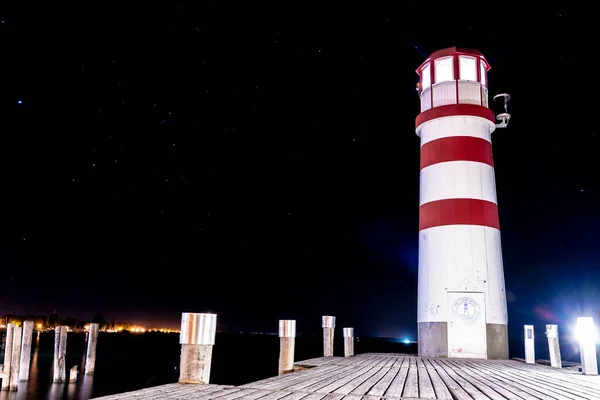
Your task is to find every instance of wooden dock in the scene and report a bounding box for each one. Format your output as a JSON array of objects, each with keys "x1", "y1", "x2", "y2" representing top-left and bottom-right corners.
[{"x1": 93, "y1": 353, "x2": 600, "y2": 399}]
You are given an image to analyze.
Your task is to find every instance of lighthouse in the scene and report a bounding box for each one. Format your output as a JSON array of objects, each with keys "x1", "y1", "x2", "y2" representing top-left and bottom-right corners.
[{"x1": 415, "y1": 47, "x2": 511, "y2": 359}]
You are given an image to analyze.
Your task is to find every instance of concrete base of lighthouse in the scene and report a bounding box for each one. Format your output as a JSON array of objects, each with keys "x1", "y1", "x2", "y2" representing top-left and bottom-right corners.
[
  {"x1": 418, "y1": 322, "x2": 447, "y2": 358},
  {"x1": 418, "y1": 322, "x2": 509, "y2": 359},
  {"x1": 486, "y1": 323, "x2": 509, "y2": 359}
]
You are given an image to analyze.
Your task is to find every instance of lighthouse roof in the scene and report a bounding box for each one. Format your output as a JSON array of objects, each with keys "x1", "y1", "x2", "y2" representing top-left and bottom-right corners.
[{"x1": 416, "y1": 46, "x2": 490, "y2": 74}]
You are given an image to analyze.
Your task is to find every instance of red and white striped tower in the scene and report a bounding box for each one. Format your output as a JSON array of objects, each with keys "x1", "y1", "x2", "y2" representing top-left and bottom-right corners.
[{"x1": 415, "y1": 47, "x2": 510, "y2": 359}]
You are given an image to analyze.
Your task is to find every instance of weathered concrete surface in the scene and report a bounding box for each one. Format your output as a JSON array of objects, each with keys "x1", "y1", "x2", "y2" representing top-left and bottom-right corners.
[
  {"x1": 418, "y1": 321, "x2": 447, "y2": 358},
  {"x1": 487, "y1": 322, "x2": 509, "y2": 359}
]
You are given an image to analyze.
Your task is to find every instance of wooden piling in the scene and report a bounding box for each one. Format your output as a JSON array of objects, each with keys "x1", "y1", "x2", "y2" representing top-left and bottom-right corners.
[
  {"x1": 53, "y1": 326, "x2": 68, "y2": 383},
  {"x1": 1, "y1": 324, "x2": 14, "y2": 391},
  {"x1": 85, "y1": 323, "x2": 99, "y2": 375},
  {"x1": 343, "y1": 327, "x2": 354, "y2": 357},
  {"x1": 278, "y1": 320, "x2": 296, "y2": 375},
  {"x1": 546, "y1": 324, "x2": 562, "y2": 368},
  {"x1": 9, "y1": 325, "x2": 22, "y2": 391},
  {"x1": 322, "y1": 316, "x2": 335, "y2": 357},
  {"x1": 69, "y1": 365, "x2": 78, "y2": 383},
  {"x1": 179, "y1": 313, "x2": 217, "y2": 384},
  {"x1": 19, "y1": 320, "x2": 33, "y2": 381}
]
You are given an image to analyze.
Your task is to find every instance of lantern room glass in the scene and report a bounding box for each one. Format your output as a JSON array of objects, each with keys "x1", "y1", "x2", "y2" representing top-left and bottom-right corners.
[
  {"x1": 434, "y1": 56, "x2": 453, "y2": 83},
  {"x1": 421, "y1": 63, "x2": 431, "y2": 90},
  {"x1": 459, "y1": 56, "x2": 477, "y2": 81},
  {"x1": 480, "y1": 60, "x2": 487, "y2": 86}
]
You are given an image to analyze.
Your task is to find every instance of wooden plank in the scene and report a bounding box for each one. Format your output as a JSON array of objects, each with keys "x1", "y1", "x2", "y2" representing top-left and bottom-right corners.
[
  {"x1": 209, "y1": 388, "x2": 265, "y2": 400},
  {"x1": 455, "y1": 363, "x2": 538, "y2": 400},
  {"x1": 434, "y1": 365, "x2": 477, "y2": 400},
  {"x1": 293, "y1": 394, "x2": 326, "y2": 400},
  {"x1": 424, "y1": 367, "x2": 452, "y2": 399},
  {"x1": 115, "y1": 384, "x2": 228, "y2": 400},
  {"x1": 444, "y1": 366, "x2": 506, "y2": 400},
  {"x1": 278, "y1": 392, "x2": 319, "y2": 400},
  {"x1": 348, "y1": 366, "x2": 389, "y2": 396},
  {"x1": 315, "y1": 394, "x2": 344, "y2": 400},
  {"x1": 295, "y1": 358, "x2": 341, "y2": 367},
  {"x1": 252, "y1": 391, "x2": 293, "y2": 400},
  {"x1": 188, "y1": 388, "x2": 248, "y2": 400},
  {"x1": 468, "y1": 365, "x2": 561, "y2": 400},
  {"x1": 244, "y1": 365, "x2": 341, "y2": 389},
  {"x1": 230, "y1": 389, "x2": 278, "y2": 400},
  {"x1": 480, "y1": 362, "x2": 590, "y2": 400},
  {"x1": 401, "y1": 367, "x2": 418, "y2": 398},
  {"x1": 391, "y1": 356, "x2": 405, "y2": 368},
  {"x1": 313, "y1": 366, "x2": 379, "y2": 394},
  {"x1": 417, "y1": 367, "x2": 436, "y2": 399},
  {"x1": 299, "y1": 365, "x2": 374, "y2": 393},
  {"x1": 271, "y1": 366, "x2": 358, "y2": 391},
  {"x1": 333, "y1": 367, "x2": 383, "y2": 395},
  {"x1": 365, "y1": 367, "x2": 399, "y2": 397},
  {"x1": 383, "y1": 357, "x2": 396, "y2": 367},
  {"x1": 380, "y1": 366, "x2": 408, "y2": 398},
  {"x1": 471, "y1": 363, "x2": 575, "y2": 400},
  {"x1": 491, "y1": 364, "x2": 600, "y2": 399}
]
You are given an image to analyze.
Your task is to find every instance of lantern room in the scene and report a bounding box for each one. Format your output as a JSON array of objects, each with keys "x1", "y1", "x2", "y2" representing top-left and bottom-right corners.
[{"x1": 416, "y1": 46, "x2": 490, "y2": 112}]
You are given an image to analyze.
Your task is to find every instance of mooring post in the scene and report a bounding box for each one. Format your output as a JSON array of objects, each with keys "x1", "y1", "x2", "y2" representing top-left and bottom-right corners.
[
  {"x1": 524, "y1": 325, "x2": 535, "y2": 364},
  {"x1": 69, "y1": 365, "x2": 78, "y2": 383},
  {"x1": 179, "y1": 313, "x2": 217, "y2": 384},
  {"x1": 343, "y1": 327, "x2": 354, "y2": 357},
  {"x1": 9, "y1": 325, "x2": 22, "y2": 391},
  {"x1": 322, "y1": 315, "x2": 335, "y2": 357},
  {"x1": 1, "y1": 323, "x2": 15, "y2": 391},
  {"x1": 278, "y1": 320, "x2": 296, "y2": 375},
  {"x1": 53, "y1": 326, "x2": 68, "y2": 383},
  {"x1": 85, "y1": 323, "x2": 99, "y2": 375},
  {"x1": 19, "y1": 320, "x2": 33, "y2": 381},
  {"x1": 576, "y1": 317, "x2": 598, "y2": 375},
  {"x1": 545, "y1": 324, "x2": 562, "y2": 368}
]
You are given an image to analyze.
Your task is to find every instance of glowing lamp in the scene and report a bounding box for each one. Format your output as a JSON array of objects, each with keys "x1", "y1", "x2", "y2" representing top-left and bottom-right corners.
[{"x1": 576, "y1": 317, "x2": 598, "y2": 375}]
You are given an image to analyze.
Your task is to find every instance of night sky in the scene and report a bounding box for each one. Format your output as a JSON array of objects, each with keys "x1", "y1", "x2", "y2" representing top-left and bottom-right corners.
[{"x1": 1, "y1": 3, "x2": 598, "y2": 342}]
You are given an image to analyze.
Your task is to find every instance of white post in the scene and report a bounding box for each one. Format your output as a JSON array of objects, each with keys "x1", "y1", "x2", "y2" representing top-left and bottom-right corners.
[
  {"x1": 85, "y1": 323, "x2": 99, "y2": 375},
  {"x1": 524, "y1": 325, "x2": 535, "y2": 364},
  {"x1": 1, "y1": 323, "x2": 15, "y2": 391},
  {"x1": 322, "y1": 316, "x2": 335, "y2": 357},
  {"x1": 53, "y1": 326, "x2": 68, "y2": 383},
  {"x1": 69, "y1": 365, "x2": 78, "y2": 382},
  {"x1": 179, "y1": 313, "x2": 217, "y2": 384},
  {"x1": 576, "y1": 317, "x2": 598, "y2": 375},
  {"x1": 278, "y1": 320, "x2": 296, "y2": 375},
  {"x1": 343, "y1": 328, "x2": 354, "y2": 357},
  {"x1": 545, "y1": 324, "x2": 562, "y2": 368},
  {"x1": 19, "y1": 320, "x2": 33, "y2": 381},
  {"x1": 9, "y1": 325, "x2": 22, "y2": 391}
]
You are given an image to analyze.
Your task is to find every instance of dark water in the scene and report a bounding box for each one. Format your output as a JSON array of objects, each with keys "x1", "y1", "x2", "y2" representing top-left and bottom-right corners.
[{"x1": 0, "y1": 330, "x2": 589, "y2": 399}]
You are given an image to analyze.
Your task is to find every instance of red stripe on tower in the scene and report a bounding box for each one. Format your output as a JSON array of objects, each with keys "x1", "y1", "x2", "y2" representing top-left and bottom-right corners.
[
  {"x1": 419, "y1": 198, "x2": 500, "y2": 231},
  {"x1": 420, "y1": 136, "x2": 494, "y2": 170},
  {"x1": 415, "y1": 104, "x2": 496, "y2": 130}
]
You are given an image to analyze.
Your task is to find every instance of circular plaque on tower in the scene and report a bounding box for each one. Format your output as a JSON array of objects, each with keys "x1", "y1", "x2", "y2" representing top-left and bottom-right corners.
[{"x1": 451, "y1": 297, "x2": 481, "y2": 325}]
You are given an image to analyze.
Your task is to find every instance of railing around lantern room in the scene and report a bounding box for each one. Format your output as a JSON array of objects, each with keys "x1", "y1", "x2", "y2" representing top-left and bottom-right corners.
[{"x1": 418, "y1": 54, "x2": 489, "y2": 113}]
